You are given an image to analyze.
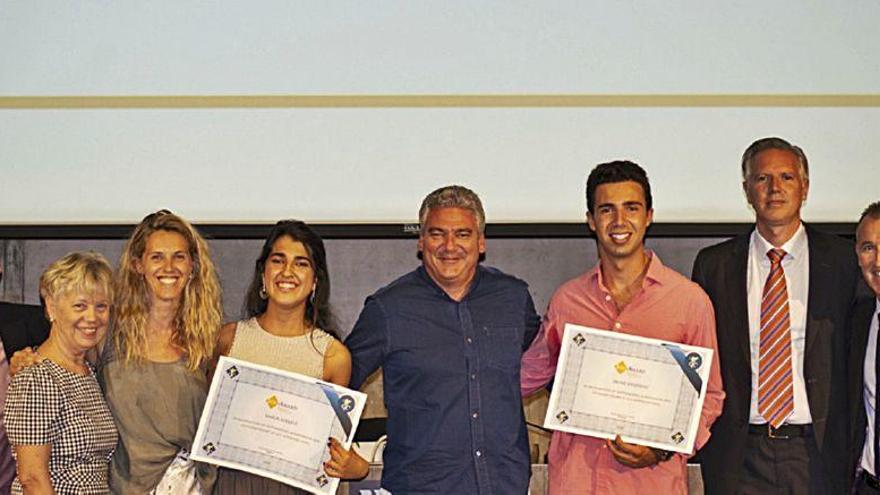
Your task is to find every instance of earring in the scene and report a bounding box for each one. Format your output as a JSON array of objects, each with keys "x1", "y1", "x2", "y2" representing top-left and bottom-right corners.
[
  {"x1": 309, "y1": 290, "x2": 316, "y2": 305},
  {"x1": 310, "y1": 299, "x2": 319, "y2": 330},
  {"x1": 259, "y1": 282, "x2": 268, "y2": 300}
]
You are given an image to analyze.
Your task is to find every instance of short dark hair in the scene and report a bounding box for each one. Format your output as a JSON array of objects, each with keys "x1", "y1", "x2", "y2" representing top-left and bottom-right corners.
[
  {"x1": 243, "y1": 219, "x2": 337, "y2": 338},
  {"x1": 741, "y1": 137, "x2": 809, "y2": 180},
  {"x1": 586, "y1": 160, "x2": 653, "y2": 214},
  {"x1": 858, "y1": 201, "x2": 880, "y2": 225}
]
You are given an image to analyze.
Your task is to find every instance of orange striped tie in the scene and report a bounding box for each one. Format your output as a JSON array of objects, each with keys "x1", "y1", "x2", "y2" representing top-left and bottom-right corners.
[{"x1": 757, "y1": 248, "x2": 794, "y2": 428}]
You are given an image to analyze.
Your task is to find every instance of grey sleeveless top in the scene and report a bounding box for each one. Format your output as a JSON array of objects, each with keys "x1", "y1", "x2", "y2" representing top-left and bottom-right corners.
[
  {"x1": 98, "y1": 334, "x2": 216, "y2": 494},
  {"x1": 228, "y1": 317, "x2": 332, "y2": 379}
]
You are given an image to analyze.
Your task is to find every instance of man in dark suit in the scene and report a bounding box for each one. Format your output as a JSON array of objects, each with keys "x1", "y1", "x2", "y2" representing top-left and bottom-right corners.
[
  {"x1": 849, "y1": 201, "x2": 880, "y2": 494},
  {"x1": 0, "y1": 301, "x2": 49, "y2": 357},
  {"x1": 0, "y1": 260, "x2": 50, "y2": 495},
  {"x1": 692, "y1": 137, "x2": 859, "y2": 494},
  {"x1": 0, "y1": 259, "x2": 49, "y2": 355}
]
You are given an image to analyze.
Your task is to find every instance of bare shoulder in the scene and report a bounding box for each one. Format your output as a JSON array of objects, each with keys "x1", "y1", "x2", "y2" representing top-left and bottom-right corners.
[
  {"x1": 322, "y1": 339, "x2": 352, "y2": 386},
  {"x1": 324, "y1": 338, "x2": 351, "y2": 361}
]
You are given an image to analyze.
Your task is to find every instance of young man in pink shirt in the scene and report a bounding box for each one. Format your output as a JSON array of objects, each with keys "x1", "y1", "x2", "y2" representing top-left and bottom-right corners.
[{"x1": 521, "y1": 160, "x2": 724, "y2": 494}]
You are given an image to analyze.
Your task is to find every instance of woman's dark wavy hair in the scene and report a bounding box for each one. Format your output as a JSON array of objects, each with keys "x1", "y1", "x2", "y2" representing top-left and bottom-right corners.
[{"x1": 243, "y1": 220, "x2": 337, "y2": 339}]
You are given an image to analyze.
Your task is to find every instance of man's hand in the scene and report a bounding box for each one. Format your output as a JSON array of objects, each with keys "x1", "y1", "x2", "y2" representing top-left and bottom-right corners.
[
  {"x1": 323, "y1": 437, "x2": 369, "y2": 480},
  {"x1": 9, "y1": 347, "x2": 41, "y2": 377},
  {"x1": 606, "y1": 435, "x2": 666, "y2": 468}
]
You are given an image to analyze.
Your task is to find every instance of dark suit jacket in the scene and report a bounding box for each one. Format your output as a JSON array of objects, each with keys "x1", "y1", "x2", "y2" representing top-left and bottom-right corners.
[
  {"x1": 0, "y1": 301, "x2": 50, "y2": 358},
  {"x1": 849, "y1": 292, "x2": 878, "y2": 480},
  {"x1": 692, "y1": 225, "x2": 859, "y2": 495}
]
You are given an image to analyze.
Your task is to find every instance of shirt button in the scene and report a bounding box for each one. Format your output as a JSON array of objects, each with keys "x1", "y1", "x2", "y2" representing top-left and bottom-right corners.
[
  {"x1": 470, "y1": 374, "x2": 476, "y2": 380},
  {"x1": 605, "y1": 295, "x2": 611, "y2": 302},
  {"x1": 475, "y1": 450, "x2": 482, "y2": 457},
  {"x1": 614, "y1": 322, "x2": 621, "y2": 330},
  {"x1": 466, "y1": 337, "x2": 473, "y2": 344},
  {"x1": 472, "y1": 411, "x2": 479, "y2": 419}
]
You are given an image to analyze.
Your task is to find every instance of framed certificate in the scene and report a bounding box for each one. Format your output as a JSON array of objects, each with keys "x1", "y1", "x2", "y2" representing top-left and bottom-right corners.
[
  {"x1": 544, "y1": 324, "x2": 713, "y2": 454},
  {"x1": 190, "y1": 356, "x2": 367, "y2": 495}
]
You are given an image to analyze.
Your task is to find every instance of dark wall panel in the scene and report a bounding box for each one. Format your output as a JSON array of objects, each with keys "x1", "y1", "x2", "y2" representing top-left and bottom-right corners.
[{"x1": 3, "y1": 236, "x2": 722, "y2": 337}]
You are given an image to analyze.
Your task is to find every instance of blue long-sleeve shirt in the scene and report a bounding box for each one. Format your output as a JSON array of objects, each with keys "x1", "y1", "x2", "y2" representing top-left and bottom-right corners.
[{"x1": 346, "y1": 265, "x2": 540, "y2": 494}]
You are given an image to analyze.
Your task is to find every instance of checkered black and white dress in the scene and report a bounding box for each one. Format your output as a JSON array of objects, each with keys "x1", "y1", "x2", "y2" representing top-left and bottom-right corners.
[{"x1": 3, "y1": 359, "x2": 118, "y2": 494}]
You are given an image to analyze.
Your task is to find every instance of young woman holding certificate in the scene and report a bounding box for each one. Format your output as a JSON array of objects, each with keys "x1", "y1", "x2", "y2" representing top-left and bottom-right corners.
[{"x1": 210, "y1": 220, "x2": 369, "y2": 495}]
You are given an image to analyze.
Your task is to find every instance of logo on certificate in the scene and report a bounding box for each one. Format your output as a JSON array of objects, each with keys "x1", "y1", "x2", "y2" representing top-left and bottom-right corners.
[
  {"x1": 555, "y1": 410, "x2": 569, "y2": 423},
  {"x1": 225, "y1": 365, "x2": 240, "y2": 379},
  {"x1": 339, "y1": 395, "x2": 355, "y2": 413},
  {"x1": 573, "y1": 333, "x2": 586, "y2": 346},
  {"x1": 686, "y1": 352, "x2": 703, "y2": 370},
  {"x1": 615, "y1": 361, "x2": 627, "y2": 374},
  {"x1": 671, "y1": 431, "x2": 685, "y2": 444},
  {"x1": 202, "y1": 442, "x2": 216, "y2": 455},
  {"x1": 266, "y1": 395, "x2": 279, "y2": 409},
  {"x1": 316, "y1": 474, "x2": 329, "y2": 487}
]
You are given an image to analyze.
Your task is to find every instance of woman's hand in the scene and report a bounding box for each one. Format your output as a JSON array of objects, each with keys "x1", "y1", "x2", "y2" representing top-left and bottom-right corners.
[
  {"x1": 9, "y1": 347, "x2": 41, "y2": 377},
  {"x1": 323, "y1": 437, "x2": 369, "y2": 480}
]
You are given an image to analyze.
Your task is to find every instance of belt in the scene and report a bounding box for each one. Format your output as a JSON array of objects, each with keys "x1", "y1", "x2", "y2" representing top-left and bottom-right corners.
[
  {"x1": 861, "y1": 471, "x2": 880, "y2": 491},
  {"x1": 747, "y1": 423, "x2": 812, "y2": 439}
]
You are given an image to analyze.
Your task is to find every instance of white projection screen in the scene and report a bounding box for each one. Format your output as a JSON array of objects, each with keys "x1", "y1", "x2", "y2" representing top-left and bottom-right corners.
[{"x1": 1, "y1": 1, "x2": 878, "y2": 225}]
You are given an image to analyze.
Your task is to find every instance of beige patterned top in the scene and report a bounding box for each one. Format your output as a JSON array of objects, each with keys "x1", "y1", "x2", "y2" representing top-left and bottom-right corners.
[{"x1": 228, "y1": 317, "x2": 332, "y2": 379}]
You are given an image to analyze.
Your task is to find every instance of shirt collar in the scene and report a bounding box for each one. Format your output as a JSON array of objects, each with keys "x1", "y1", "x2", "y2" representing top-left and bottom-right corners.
[
  {"x1": 751, "y1": 222, "x2": 807, "y2": 261},
  {"x1": 644, "y1": 250, "x2": 664, "y2": 285},
  {"x1": 417, "y1": 264, "x2": 483, "y2": 301},
  {"x1": 590, "y1": 250, "x2": 664, "y2": 292}
]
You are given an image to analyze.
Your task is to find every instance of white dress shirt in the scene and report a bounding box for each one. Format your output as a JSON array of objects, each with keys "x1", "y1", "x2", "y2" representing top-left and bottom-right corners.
[
  {"x1": 747, "y1": 224, "x2": 812, "y2": 424},
  {"x1": 860, "y1": 299, "x2": 880, "y2": 475}
]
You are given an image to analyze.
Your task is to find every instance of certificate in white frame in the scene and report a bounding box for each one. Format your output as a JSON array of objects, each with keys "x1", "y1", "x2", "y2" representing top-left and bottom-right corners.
[
  {"x1": 191, "y1": 356, "x2": 367, "y2": 494},
  {"x1": 544, "y1": 324, "x2": 713, "y2": 454}
]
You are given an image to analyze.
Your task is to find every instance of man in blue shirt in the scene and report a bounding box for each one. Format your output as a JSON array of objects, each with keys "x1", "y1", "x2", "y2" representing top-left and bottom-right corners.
[{"x1": 346, "y1": 185, "x2": 541, "y2": 494}]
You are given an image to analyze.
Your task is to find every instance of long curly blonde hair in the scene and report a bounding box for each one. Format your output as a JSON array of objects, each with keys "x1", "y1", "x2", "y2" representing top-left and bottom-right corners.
[{"x1": 114, "y1": 210, "x2": 222, "y2": 371}]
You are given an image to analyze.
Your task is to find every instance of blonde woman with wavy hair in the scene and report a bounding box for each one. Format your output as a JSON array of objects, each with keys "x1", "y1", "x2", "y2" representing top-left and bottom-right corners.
[
  {"x1": 100, "y1": 209, "x2": 223, "y2": 494},
  {"x1": 113, "y1": 209, "x2": 221, "y2": 370}
]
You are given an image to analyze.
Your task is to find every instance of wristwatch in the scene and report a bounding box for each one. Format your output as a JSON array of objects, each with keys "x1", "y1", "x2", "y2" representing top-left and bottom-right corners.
[{"x1": 650, "y1": 447, "x2": 674, "y2": 462}]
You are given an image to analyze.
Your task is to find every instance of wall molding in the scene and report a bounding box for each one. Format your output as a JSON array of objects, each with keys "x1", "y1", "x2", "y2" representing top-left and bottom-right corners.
[
  {"x1": 0, "y1": 222, "x2": 856, "y2": 240},
  {"x1": 2, "y1": 94, "x2": 879, "y2": 109}
]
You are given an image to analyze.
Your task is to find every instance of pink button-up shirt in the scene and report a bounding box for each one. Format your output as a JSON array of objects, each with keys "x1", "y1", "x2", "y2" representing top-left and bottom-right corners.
[{"x1": 521, "y1": 253, "x2": 724, "y2": 495}]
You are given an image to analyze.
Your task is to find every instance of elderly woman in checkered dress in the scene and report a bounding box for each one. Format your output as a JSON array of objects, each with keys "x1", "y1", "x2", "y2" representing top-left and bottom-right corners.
[{"x1": 3, "y1": 252, "x2": 118, "y2": 494}]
